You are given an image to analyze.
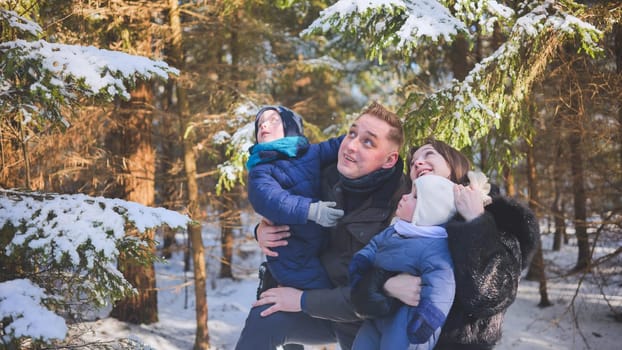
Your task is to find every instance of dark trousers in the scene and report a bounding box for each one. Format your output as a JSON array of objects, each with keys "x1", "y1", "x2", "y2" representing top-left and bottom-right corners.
[{"x1": 235, "y1": 304, "x2": 362, "y2": 350}]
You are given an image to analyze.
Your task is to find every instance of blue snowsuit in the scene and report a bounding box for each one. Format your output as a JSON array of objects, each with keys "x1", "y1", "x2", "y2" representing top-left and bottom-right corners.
[
  {"x1": 349, "y1": 222, "x2": 455, "y2": 349},
  {"x1": 247, "y1": 135, "x2": 343, "y2": 289}
]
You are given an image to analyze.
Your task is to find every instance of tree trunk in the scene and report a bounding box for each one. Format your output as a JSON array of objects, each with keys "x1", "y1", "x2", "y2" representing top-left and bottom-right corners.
[
  {"x1": 552, "y1": 194, "x2": 565, "y2": 251},
  {"x1": 524, "y1": 128, "x2": 551, "y2": 306},
  {"x1": 158, "y1": 101, "x2": 182, "y2": 260},
  {"x1": 478, "y1": 138, "x2": 488, "y2": 174},
  {"x1": 551, "y1": 118, "x2": 565, "y2": 251},
  {"x1": 18, "y1": 116, "x2": 31, "y2": 189},
  {"x1": 218, "y1": 191, "x2": 239, "y2": 279},
  {"x1": 503, "y1": 166, "x2": 516, "y2": 197},
  {"x1": 569, "y1": 130, "x2": 590, "y2": 271},
  {"x1": 562, "y1": 49, "x2": 590, "y2": 272},
  {"x1": 615, "y1": 23, "x2": 622, "y2": 167},
  {"x1": 109, "y1": 81, "x2": 158, "y2": 324},
  {"x1": 214, "y1": 9, "x2": 241, "y2": 280},
  {"x1": 450, "y1": 33, "x2": 469, "y2": 82},
  {"x1": 169, "y1": 0, "x2": 209, "y2": 348},
  {"x1": 158, "y1": 87, "x2": 183, "y2": 260},
  {"x1": 161, "y1": 226, "x2": 177, "y2": 259}
]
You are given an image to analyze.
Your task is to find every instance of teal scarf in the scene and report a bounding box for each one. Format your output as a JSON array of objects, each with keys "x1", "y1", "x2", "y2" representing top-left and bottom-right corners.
[{"x1": 246, "y1": 136, "x2": 310, "y2": 170}]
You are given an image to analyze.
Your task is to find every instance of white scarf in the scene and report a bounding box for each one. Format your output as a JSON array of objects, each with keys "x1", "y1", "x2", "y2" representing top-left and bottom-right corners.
[{"x1": 393, "y1": 219, "x2": 447, "y2": 239}]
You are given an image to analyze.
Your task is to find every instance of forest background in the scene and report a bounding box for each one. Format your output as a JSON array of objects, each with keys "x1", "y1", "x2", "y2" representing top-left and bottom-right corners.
[{"x1": 1, "y1": 0, "x2": 621, "y2": 349}]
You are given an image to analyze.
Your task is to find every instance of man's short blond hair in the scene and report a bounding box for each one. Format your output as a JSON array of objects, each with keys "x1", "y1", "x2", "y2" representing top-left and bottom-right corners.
[{"x1": 359, "y1": 101, "x2": 404, "y2": 148}]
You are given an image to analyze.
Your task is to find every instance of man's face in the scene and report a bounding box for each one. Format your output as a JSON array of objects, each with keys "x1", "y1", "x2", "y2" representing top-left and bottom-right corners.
[
  {"x1": 337, "y1": 114, "x2": 399, "y2": 179},
  {"x1": 256, "y1": 109, "x2": 284, "y2": 143}
]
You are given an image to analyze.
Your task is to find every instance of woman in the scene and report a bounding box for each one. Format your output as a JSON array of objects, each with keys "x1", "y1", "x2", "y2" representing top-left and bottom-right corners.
[{"x1": 381, "y1": 138, "x2": 540, "y2": 349}]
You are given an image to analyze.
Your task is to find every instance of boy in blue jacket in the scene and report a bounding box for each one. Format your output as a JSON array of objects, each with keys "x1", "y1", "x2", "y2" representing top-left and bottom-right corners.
[
  {"x1": 247, "y1": 106, "x2": 344, "y2": 294},
  {"x1": 349, "y1": 174, "x2": 464, "y2": 350}
]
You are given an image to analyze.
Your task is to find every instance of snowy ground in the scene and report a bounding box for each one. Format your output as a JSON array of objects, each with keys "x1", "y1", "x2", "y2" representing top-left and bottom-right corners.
[{"x1": 75, "y1": 212, "x2": 622, "y2": 350}]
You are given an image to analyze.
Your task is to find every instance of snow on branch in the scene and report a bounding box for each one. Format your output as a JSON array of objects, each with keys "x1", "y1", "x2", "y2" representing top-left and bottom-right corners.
[
  {"x1": 1, "y1": 189, "x2": 189, "y2": 265},
  {"x1": 0, "y1": 189, "x2": 190, "y2": 344},
  {"x1": 402, "y1": 0, "x2": 602, "y2": 151},
  {"x1": 302, "y1": 0, "x2": 468, "y2": 59},
  {"x1": 0, "y1": 9, "x2": 42, "y2": 37},
  {"x1": 215, "y1": 104, "x2": 256, "y2": 194},
  {"x1": 0, "y1": 39, "x2": 179, "y2": 101},
  {"x1": 0, "y1": 9, "x2": 178, "y2": 127},
  {"x1": 0, "y1": 279, "x2": 67, "y2": 342}
]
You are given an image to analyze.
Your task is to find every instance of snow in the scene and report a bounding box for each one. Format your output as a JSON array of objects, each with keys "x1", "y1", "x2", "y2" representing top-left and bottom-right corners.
[
  {"x1": 302, "y1": 0, "x2": 467, "y2": 46},
  {"x1": 0, "y1": 189, "x2": 191, "y2": 343},
  {"x1": 0, "y1": 9, "x2": 42, "y2": 36},
  {"x1": 1, "y1": 39, "x2": 178, "y2": 100},
  {"x1": 0, "y1": 279, "x2": 67, "y2": 341},
  {"x1": 0, "y1": 8, "x2": 179, "y2": 128},
  {"x1": 1, "y1": 190, "x2": 190, "y2": 266},
  {"x1": 65, "y1": 213, "x2": 621, "y2": 350}
]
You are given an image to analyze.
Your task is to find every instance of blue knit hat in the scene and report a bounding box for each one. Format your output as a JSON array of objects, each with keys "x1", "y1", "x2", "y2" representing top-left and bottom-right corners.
[{"x1": 254, "y1": 105, "x2": 304, "y2": 142}]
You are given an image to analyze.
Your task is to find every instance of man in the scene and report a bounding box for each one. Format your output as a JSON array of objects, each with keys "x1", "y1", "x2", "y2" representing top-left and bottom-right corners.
[{"x1": 235, "y1": 102, "x2": 414, "y2": 349}]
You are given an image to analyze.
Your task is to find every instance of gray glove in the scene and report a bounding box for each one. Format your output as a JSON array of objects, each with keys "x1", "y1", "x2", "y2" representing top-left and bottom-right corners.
[{"x1": 308, "y1": 201, "x2": 344, "y2": 227}]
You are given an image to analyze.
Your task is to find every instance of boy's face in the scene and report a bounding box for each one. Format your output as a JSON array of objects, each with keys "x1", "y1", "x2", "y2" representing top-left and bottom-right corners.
[
  {"x1": 395, "y1": 184, "x2": 417, "y2": 222},
  {"x1": 337, "y1": 114, "x2": 399, "y2": 179},
  {"x1": 256, "y1": 109, "x2": 284, "y2": 143}
]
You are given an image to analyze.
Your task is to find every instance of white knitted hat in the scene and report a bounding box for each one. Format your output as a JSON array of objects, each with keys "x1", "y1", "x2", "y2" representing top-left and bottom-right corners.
[{"x1": 412, "y1": 175, "x2": 457, "y2": 226}]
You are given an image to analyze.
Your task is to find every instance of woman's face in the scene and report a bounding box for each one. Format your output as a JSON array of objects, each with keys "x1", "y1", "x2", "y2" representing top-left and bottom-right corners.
[
  {"x1": 395, "y1": 185, "x2": 417, "y2": 222},
  {"x1": 410, "y1": 144, "x2": 451, "y2": 181}
]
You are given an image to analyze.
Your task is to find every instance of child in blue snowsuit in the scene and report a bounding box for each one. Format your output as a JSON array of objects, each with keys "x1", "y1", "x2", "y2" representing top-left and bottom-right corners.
[
  {"x1": 349, "y1": 174, "x2": 459, "y2": 350},
  {"x1": 247, "y1": 105, "x2": 344, "y2": 292}
]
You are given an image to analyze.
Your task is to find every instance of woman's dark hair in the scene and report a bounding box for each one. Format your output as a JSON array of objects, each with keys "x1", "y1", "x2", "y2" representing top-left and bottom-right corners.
[{"x1": 408, "y1": 137, "x2": 471, "y2": 185}]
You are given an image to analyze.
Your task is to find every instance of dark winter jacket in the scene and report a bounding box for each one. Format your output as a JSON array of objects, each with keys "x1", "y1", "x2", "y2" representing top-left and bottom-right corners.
[
  {"x1": 247, "y1": 135, "x2": 343, "y2": 289},
  {"x1": 302, "y1": 159, "x2": 409, "y2": 322},
  {"x1": 435, "y1": 194, "x2": 540, "y2": 349}
]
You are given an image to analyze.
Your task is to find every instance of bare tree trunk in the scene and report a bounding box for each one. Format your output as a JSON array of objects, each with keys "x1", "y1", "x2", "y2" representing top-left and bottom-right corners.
[
  {"x1": 214, "y1": 11, "x2": 241, "y2": 280},
  {"x1": 552, "y1": 143, "x2": 566, "y2": 251},
  {"x1": 450, "y1": 33, "x2": 469, "y2": 81},
  {"x1": 503, "y1": 166, "x2": 516, "y2": 197},
  {"x1": 569, "y1": 130, "x2": 590, "y2": 271},
  {"x1": 615, "y1": 23, "x2": 622, "y2": 167},
  {"x1": 169, "y1": 0, "x2": 209, "y2": 347},
  {"x1": 161, "y1": 226, "x2": 177, "y2": 259},
  {"x1": 218, "y1": 191, "x2": 239, "y2": 279},
  {"x1": 478, "y1": 136, "x2": 488, "y2": 173},
  {"x1": 109, "y1": 81, "x2": 158, "y2": 324},
  {"x1": 552, "y1": 194, "x2": 566, "y2": 251},
  {"x1": 18, "y1": 116, "x2": 31, "y2": 189},
  {"x1": 158, "y1": 90, "x2": 183, "y2": 260},
  {"x1": 562, "y1": 51, "x2": 590, "y2": 272},
  {"x1": 524, "y1": 125, "x2": 551, "y2": 306}
]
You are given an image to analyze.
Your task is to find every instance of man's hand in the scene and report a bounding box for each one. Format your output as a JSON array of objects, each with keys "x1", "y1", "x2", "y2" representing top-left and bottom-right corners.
[
  {"x1": 383, "y1": 273, "x2": 421, "y2": 307},
  {"x1": 253, "y1": 286, "x2": 303, "y2": 317},
  {"x1": 257, "y1": 218, "x2": 290, "y2": 257}
]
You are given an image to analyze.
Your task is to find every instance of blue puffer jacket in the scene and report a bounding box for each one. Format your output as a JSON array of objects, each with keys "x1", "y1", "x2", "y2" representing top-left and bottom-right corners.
[
  {"x1": 248, "y1": 135, "x2": 344, "y2": 289},
  {"x1": 350, "y1": 224, "x2": 455, "y2": 350}
]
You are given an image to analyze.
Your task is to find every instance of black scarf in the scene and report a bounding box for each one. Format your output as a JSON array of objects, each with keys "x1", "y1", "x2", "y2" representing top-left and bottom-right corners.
[
  {"x1": 338, "y1": 159, "x2": 404, "y2": 212},
  {"x1": 339, "y1": 165, "x2": 396, "y2": 194}
]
